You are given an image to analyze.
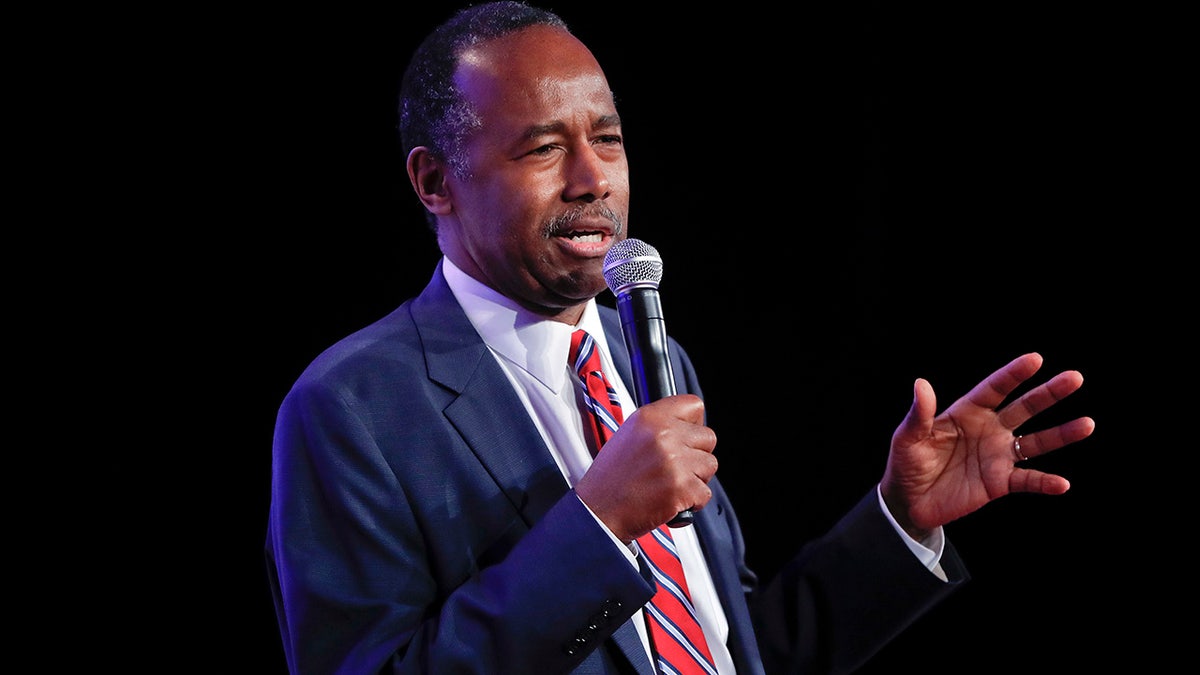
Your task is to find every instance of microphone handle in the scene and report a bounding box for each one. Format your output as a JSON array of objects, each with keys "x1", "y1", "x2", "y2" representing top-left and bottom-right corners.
[{"x1": 616, "y1": 288, "x2": 694, "y2": 528}]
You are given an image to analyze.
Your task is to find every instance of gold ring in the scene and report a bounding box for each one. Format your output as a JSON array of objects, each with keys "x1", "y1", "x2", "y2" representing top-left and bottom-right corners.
[{"x1": 1013, "y1": 435, "x2": 1027, "y2": 462}]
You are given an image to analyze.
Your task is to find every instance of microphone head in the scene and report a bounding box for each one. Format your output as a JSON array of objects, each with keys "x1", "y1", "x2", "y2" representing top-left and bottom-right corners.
[{"x1": 603, "y1": 238, "x2": 663, "y2": 294}]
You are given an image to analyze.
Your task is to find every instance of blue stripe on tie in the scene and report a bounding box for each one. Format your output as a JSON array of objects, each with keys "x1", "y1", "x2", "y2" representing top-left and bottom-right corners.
[
  {"x1": 582, "y1": 390, "x2": 621, "y2": 432},
  {"x1": 650, "y1": 526, "x2": 679, "y2": 557},
  {"x1": 644, "y1": 555, "x2": 700, "y2": 621},
  {"x1": 604, "y1": 383, "x2": 621, "y2": 408},
  {"x1": 644, "y1": 603, "x2": 718, "y2": 675},
  {"x1": 574, "y1": 332, "x2": 597, "y2": 370},
  {"x1": 657, "y1": 660, "x2": 683, "y2": 675}
]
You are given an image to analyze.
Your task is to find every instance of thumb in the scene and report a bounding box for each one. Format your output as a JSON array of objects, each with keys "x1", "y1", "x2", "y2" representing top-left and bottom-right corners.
[{"x1": 892, "y1": 378, "x2": 936, "y2": 447}]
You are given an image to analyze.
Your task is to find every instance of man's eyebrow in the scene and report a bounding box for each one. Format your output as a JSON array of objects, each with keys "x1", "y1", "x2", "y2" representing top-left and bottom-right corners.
[
  {"x1": 522, "y1": 114, "x2": 622, "y2": 140},
  {"x1": 595, "y1": 113, "x2": 622, "y2": 130},
  {"x1": 523, "y1": 121, "x2": 567, "y2": 140}
]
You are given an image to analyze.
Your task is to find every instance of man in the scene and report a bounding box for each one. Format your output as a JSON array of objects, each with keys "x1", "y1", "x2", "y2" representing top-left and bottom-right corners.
[{"x1": 265, "y1": 3, "x2": 1095, "y2": 673}]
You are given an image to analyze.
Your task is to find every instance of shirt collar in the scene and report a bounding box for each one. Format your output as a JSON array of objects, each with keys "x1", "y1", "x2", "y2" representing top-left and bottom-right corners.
[{"x1": 442, "y1": 256, "x2": 610, "y2": 394}]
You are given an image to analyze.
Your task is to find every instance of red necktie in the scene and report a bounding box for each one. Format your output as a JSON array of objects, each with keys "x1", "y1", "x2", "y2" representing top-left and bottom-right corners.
[{"x1": 569, "y1": 329, "x2": 717, "y2": 675}]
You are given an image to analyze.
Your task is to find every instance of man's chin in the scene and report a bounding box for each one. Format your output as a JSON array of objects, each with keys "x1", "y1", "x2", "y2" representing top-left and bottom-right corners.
[{"x1": 545, "y1": 277, "x2": 607, "y2": 307}]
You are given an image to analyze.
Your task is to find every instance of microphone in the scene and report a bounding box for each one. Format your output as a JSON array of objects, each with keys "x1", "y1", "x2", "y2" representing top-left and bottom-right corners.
[{"x1": 602, "y1": 238, "x2": 694, "y2": 527}]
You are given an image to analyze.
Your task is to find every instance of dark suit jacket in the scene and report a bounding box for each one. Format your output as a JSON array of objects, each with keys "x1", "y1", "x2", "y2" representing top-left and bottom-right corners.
[{"x1": 266, "y1": 261, "x2": 967, "y2": 675}]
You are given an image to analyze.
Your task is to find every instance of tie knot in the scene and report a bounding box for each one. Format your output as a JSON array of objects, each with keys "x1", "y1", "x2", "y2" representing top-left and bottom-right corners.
[
  {"x1": 569, "y1": 329, "x2": 595, "y2": 375},
  {"x1": 569, "y1": 328, "x2": 624, "y2": 444}
]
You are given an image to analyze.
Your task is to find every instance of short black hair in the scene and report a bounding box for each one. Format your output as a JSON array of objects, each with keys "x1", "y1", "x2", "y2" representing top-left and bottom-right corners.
[{"x1": 398, "y1": 2, "x2": 570, "y2": 179}]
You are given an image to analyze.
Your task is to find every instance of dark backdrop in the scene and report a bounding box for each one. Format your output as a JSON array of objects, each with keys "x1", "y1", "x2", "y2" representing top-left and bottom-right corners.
[{"x1": 204, "y1": 2, "x2": 1181, "y2": 672}]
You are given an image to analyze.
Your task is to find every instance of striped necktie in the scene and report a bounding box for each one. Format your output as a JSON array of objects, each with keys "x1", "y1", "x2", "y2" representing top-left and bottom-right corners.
[{"x1": 569, "y1": 329, "x2": 717, "y2": 675}]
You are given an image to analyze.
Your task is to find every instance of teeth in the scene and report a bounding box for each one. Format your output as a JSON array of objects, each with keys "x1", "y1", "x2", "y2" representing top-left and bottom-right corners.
[{"x1": 570, "y1": 233, "x2": 603, "y2": 243}]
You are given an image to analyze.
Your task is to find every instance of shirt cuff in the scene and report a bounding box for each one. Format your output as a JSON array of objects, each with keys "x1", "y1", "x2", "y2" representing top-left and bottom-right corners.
[
  {"x1": 876, "y1": 484, "x2": 947, "y2": 581},
  {"x1": 577, "y1": 492, "x2": 640, "y2": 566}
]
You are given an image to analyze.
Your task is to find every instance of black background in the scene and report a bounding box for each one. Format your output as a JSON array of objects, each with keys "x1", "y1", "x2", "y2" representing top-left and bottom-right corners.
[{"x1": 157, "y1": 1, "x2": 1184, "y2": 672}]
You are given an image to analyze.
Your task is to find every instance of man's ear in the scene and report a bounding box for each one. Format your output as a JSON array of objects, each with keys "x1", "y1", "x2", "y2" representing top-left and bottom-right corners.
[{"x1": 407, "y1": 146, "x2": 453, "y2": 215}]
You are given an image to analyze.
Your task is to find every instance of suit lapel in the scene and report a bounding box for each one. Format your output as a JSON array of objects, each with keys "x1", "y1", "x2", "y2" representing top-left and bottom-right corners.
[
  {"x1": 411, "y1": 262, "x2": 569, "y2": 525},
  {"x1": 694, "y1": 503, "x2": 766, "y2": 675},
  {"x1": 598, "y1": 308, "x2": 633, "y2": 395}
]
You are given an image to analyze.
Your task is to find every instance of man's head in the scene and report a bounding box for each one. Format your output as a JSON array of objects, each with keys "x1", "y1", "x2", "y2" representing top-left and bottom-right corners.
[{"x1": 400, "y1": 2, "x2": 630, "y2": 322}]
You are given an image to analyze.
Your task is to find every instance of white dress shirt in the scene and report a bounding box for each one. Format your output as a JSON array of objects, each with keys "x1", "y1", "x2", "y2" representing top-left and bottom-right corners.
[{"x1": 440, "y1": 256, "x2": 943, "y2": 674}]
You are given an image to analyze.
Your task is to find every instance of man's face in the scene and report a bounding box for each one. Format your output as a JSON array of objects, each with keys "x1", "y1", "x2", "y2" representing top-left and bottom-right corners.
[{"x1": 438, "y1": 25, "x2": 630, "y2": 319}]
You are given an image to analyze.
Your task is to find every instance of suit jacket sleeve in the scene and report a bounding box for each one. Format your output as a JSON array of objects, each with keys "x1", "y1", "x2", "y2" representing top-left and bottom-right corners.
[{"x1": 747, "y1": 490, "x2": 968, "y2": 674}]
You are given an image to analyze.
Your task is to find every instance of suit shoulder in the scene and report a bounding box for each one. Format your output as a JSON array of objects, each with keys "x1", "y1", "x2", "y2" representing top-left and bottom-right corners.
[{"x1": 292, "y1": 301, "x2": 423, "y2": 391}]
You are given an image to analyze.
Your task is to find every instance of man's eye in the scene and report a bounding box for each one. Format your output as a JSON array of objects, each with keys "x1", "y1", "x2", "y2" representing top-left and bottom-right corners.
[
  {"x1": 596, "y1": 135, "x2": 623, "y2": 146},
  {"x1": 529, "y1": 144, "x2": 557, "y2": 155}
]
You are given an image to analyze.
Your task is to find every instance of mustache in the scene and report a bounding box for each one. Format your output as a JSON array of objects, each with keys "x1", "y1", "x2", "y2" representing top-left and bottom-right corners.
[{"x1": 543, "y1": 203, "x2": 625, "y2": 238}]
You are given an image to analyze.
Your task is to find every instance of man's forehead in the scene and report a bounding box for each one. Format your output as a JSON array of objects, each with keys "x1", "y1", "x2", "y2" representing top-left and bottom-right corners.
[
  {"x1": 456, "y1": 62, "x2": 616, "y2": 123},
  {"x1": 455, "y1": 25, "x2": 605, "y2": 89}
]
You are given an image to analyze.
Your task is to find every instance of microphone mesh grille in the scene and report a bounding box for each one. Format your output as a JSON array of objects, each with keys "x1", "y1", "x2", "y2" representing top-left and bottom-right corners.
[{"x1": 603, "y1": 238, "x2": 663, "y2": 292}]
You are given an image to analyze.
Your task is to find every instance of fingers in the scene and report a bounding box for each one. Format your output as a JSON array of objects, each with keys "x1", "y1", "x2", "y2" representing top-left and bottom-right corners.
[
  {"x1": 643, "y1": 396, "x2": 717, "y2": 518},
  {"x1": 668, "y1": 393, "x2": 708, "y2": 426},
  {"x1": 578, "y1": 394, "x2": 717, "y2": 540},
  {"x1": 1009, "y1": 467, "x2": 1072, "y2": 496},
  {"x1": 637, "y1": 394, "x2": 717, "y2": 455},
  {"x1": 964, "y1": 352, "x2": 1045, "y2": 412},
  {"x1": 645, "y1": 395, "x2": 719, "y2": 491},
  {"x1": 1012, "y1": 415, "x2": 1096, "y2": 461},
  {"x1": 1007, "y1": 404, "x2": 1095, "y2": 498},
  {"x1": 963, "y1": 354, "x2": 1088, "y2": 447},
  {"x1": 997, "y1": 368, "x2": 1085, "y2": 431}
]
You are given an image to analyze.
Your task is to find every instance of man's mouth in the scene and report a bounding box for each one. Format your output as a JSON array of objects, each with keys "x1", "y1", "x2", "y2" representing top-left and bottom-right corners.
[
  {"x1": 565, "y1": 231, "x2": 604, "y2": 243},
  {"x1": 546, "y1": 204, "x2": 624, "y2": 242}
]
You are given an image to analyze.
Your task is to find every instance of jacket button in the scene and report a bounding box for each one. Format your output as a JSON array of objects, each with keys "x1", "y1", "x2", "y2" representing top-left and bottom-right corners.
[{"x1": 563, "y1": 636, "x2": 588, "y2": 656}]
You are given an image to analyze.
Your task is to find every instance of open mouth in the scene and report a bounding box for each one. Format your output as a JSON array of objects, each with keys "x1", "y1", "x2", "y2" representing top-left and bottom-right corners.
[{"x1": 565, "y1": 231, "x2": 604, "y2": 243}]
